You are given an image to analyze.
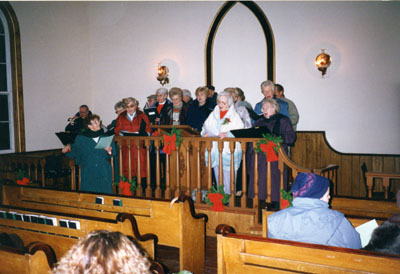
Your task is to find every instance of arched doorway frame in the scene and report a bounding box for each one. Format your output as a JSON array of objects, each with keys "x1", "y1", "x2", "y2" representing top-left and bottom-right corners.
[
  {"x1": 205, "y1": 1, "x2": 275, "y2": 86},
  {"x1": 0, "y1": 2, "x2": 25, "y2": 152}
]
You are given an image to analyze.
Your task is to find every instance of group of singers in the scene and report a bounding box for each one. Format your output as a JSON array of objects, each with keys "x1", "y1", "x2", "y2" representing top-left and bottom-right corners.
[{"x1": 62, "y1": 81, "x2": 298, "y2": 208}]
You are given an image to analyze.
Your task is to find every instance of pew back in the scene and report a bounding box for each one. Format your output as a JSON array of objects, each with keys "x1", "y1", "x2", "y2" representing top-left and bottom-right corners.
[
  {"x1": 217, "y1": 229, "x2": 400, "y2": 274},
  {"x1": 0, "y1": 242, "x2": 55, "y2": 274},
  {"x1": 0, "y1": 206, "x2": 156, "y2": 260},
  {"x1": 1, "y1": 185, "x2": 206, "y2": 274},
  {"x1": 331, "y1": 196, "x2": 400, "y2": 219}
]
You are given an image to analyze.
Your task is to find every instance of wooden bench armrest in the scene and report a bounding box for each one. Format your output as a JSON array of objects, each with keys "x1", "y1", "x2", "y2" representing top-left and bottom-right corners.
[
  {"x1": 216, "y1": 224, "x2": 236, "y2": 236},
  {"x1": 150, "y1": 261, "x2": 165, "y2": 274},
  {"x1": 27, "y1": 242, "x2": 57, "y2": 268},
  {"x1": 177, "y1": 194, "x2": 208, "y2": 222},
  {"x1": 117, "y1": 213, "x2": 158, "y2": 245}
]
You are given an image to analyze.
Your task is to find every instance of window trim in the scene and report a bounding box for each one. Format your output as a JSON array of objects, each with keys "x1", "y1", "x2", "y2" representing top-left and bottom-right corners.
[{"x1": 0, "y1": 2, "x2": 25, "y2": 153}]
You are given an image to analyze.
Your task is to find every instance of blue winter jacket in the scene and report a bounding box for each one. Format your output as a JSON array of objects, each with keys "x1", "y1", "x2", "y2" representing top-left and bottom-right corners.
[{"x1": 268, "y1": 198, "x2": 362, "y2": 249}]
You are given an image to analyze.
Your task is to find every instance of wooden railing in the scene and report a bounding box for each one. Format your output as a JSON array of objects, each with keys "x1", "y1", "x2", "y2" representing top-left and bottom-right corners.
[
  {"x1": 0, "y1": 150, "x2": 71, "y2": 189},
  {"x1": 0, "y1": 135, "x2": 338, "y2": 219},
  {"x1": 291, "y1": 131, "x2": 400, "y2": 198},
  {"x1": 111, "y1": 135, "x2": 337, "y2": 222}
]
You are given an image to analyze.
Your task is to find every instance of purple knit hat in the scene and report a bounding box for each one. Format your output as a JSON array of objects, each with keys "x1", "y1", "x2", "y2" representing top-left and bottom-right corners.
[{"x1": 292, "y1": 172, "x2": 330, "y2": 199}]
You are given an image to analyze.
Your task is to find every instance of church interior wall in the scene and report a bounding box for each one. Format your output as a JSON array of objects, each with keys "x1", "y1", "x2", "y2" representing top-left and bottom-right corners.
[{"x1": 10, "y1": 1, "x2": 400, "y2": 154}]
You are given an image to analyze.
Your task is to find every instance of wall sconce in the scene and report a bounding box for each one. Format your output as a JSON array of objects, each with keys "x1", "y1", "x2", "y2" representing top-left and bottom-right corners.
[
  {"x1": 315, "y1": 49, "x2": 331, "y2": 77},
  {"x1": 157, "y1": 64, "x2": 169, "y2": 86}
]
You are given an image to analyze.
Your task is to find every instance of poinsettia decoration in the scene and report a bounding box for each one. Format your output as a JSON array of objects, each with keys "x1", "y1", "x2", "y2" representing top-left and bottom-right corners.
[
  {"x1": 280, "y1": 189, "x2": 293, "y2": 209},
  {"x1": 162, "y1": 127, "x2": 182, "y2": 155},
  {"x1": 204, "y1": 185, "x2": 231, "y2": 211},
  {"x1": 222, "y1": 118, "x2": 231, "y2": 125},
  {"x1": 254, "y1": 133, "x2": 283, "y2": 162},
  {"x1": 114, "y1": 175, "x2": 137, "y2": 196},
  {"x1": 16, "y1": 169, "x2": 31, "y2": 185}
]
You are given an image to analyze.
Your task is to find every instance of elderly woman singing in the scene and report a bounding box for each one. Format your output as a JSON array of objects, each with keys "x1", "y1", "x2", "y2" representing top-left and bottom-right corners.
[
  {"x1": 248, "y1": 98, "x2": 296, "y2": 207},
  {"x1": 201, "y1": 91, "x2": 244, "y2": 194}
]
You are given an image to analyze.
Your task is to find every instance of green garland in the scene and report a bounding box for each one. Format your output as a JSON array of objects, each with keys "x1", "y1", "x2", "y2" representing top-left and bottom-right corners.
[
  {"x1": 254, "y1": 133, "x2": 283, "y2": 154},
  {"x1": 204, "y1": 185, "x2": 231, "y2": 206},
  {"x1": 16, "y1": 169, "x2": 30, "y2": 181}
]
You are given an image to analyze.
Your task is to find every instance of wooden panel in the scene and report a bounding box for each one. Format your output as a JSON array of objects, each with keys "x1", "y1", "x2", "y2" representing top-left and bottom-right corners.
[
  {"x1": 291, "y1": 132, "x2": 400, "y2": 198},
  {"x1": 217, "y1": 233, "x2": 400, "y2": 274}
]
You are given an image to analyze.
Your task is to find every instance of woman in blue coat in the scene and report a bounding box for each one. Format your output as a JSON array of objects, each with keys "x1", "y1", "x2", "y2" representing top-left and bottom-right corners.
[
  {"x1": 268, "y1": 172, "x2": 362, "y2": 249},
  {"x1": 62, "y1": 114, "x2": 115, "y2": 194}
]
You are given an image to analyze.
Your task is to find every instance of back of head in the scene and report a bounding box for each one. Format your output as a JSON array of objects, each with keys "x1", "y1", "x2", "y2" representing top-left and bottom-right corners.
[
  {"x1": 207, "y1": 85, "x2": 215, "y2": 91},
  {"x1": 363, "y1": 221, "x2": 400, "y2": 255},
  {"x1": 291, "y1": 172, "x2": 330, "y2": 199},
  {"x1": 52, "y1": 230, "x2": 151, "y2": 274}
]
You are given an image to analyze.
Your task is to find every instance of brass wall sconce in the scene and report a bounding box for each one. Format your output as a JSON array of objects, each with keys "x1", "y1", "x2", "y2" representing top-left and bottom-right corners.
[
  {"x1": 157, "y1": 64, "x2": 169, "y2": 86},
  {"x1": 315, "y1": 49, "x2": 331, "y2": 77}
]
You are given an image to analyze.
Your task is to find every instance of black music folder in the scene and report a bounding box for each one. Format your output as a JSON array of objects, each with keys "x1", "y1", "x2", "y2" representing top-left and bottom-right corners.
[
  {"x1": 144, "y1": 107, "x2": 158, "y2": 124},
  {"x1": 56, "y1": 132, "x2": 77, "y2": 145},
  {"x1": 230, "y1": 126, "x2": 270, "y2": 138}
]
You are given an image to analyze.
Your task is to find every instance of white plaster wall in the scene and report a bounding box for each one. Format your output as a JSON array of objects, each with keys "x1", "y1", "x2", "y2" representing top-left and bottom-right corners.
[
  {"x1": 10, "y1": 1, "x2": 400, "y2": 154},
  {"x1": 11, "y1": 2, "x2": 92, "y2": 151}
]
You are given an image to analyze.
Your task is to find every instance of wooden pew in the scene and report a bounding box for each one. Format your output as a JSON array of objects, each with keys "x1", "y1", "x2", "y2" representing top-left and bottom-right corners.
[
  {"x1": 261, "y1": 209, "x2": 385, "y2": 238},
  {"x1": 331, "y1": 196, "x2": 400, "y2": 219},
  {"x1": 0, "y1": 241, "x2": 56, "y2": 274},
  {"x1": 216, "y1": 224, "x2": 400, "y2": 274},
  {"x1": 1, "y1": 185, "x2": 207, "y2": 274},
  {"x1": 0, "y1": 205, "x2": 157, "y2": 261}
]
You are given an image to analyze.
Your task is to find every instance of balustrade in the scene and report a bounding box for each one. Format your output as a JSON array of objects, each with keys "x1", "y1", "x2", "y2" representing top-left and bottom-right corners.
[{"x1": 113, "y1": 135, "x2": 337, "y2": 220}]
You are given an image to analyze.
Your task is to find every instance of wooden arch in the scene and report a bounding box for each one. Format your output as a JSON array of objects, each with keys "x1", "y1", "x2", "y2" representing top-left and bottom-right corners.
[
  {"x1": 0, "y1": 2, "x2": 25, "y2": 152},
  {"x1": 205, "y1": 1, "x2": 275, "y2": 86}
]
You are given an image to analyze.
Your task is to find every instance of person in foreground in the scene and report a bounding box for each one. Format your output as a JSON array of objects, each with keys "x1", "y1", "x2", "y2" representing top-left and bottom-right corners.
[
  {"x1": 52, "y1": 230, "x2": 151, "y2": 274},
  {"x1": 268, "y1": 172, "x2": 362, "y2": 249}
]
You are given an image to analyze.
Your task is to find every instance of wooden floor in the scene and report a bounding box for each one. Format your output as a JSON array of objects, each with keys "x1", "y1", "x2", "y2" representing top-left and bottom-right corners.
[{"x1": 157, "y1": 236, "x2": 217, "y2": 274}]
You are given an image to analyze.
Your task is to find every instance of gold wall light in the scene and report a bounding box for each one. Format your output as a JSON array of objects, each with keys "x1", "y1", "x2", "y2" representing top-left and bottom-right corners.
[
  {"x1": 157, "y1": 63, "x2": 169, "y2": 86},
  {"x1": 315, "y1": 49, "x2": 331, "y2": 77}
]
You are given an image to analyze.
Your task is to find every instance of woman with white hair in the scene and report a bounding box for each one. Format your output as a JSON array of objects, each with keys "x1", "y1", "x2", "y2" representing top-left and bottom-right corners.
[
  {"x1": 247, "y1": 98, "x2": 296, "y2": 207},
  {"x1": 201, "y1": 91, "x2": 244, "y2": 194},
  {"x1": 154, "y1": 87, "x2": 172, "y2": 126}
]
